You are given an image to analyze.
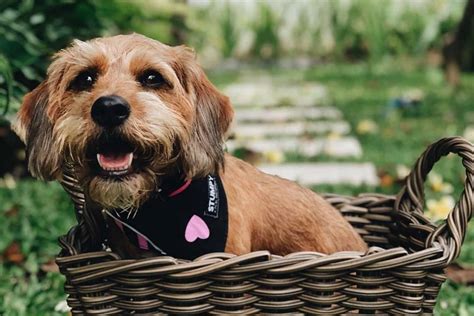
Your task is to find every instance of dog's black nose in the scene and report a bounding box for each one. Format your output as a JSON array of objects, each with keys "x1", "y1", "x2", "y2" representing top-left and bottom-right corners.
[{"x1": 91, "y1": 95, "x2": 130, "y2": 128}]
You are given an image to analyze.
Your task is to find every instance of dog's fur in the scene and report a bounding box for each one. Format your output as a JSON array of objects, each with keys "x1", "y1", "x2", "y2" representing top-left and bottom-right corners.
[{"x1": 14, "y1": 34, "x2": 367, "y2": 257}]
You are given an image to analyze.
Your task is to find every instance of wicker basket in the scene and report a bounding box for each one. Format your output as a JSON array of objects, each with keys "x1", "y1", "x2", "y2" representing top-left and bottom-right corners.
[{"x1": 56, "y1": 137, "x2": 473, "y2": 315}]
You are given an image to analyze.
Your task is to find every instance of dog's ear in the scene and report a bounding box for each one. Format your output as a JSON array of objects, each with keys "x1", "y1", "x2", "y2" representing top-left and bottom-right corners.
[
  {"x1": 173, "y1": 46, "x2": 234, "y2": 178},
  {"x1": 13, "y1": 80, "x2": 61, "y2": 180}
]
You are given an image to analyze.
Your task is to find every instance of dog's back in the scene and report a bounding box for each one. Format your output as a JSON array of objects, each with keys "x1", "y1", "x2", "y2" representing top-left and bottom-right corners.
[{"x1": 221, "y1": 155, "x2": 368, "y2": 255}]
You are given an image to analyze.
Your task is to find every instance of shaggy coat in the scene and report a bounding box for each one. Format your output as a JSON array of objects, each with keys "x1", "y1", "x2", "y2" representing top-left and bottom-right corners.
[{"x1": 14, "y1": 34, "x2": 367, "y2": 257}]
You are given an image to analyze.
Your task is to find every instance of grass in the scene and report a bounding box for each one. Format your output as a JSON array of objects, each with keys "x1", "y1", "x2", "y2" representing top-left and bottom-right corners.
[
  {"x1": 0, "y1": 181, "x2": 73, "y2": 316},
  {"x1": 0, "y1": 59, "x2": 473, "y2": 315}
]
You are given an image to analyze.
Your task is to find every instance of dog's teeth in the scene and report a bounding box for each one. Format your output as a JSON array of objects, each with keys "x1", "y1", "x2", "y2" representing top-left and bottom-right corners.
[
  {"x1": 97, "y1": 152, "x2": 133, "y2": 173},
  {"x1": 97, "y1": 154, "x2": 102, "y2": 168}
]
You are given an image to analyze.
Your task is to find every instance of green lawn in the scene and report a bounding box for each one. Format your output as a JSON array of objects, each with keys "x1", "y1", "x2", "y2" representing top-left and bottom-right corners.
[{"x1": 1, "y1": 60, "x2": 473, "y2": 315}]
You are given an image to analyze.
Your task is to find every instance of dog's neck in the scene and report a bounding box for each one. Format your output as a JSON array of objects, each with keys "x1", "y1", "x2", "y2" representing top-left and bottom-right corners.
[
  {"x1": 105, "y1": 174, "x2": 228, "y2": 259},
  {"x1": 157, "y1": 170, "x2": 189, "y2": 197}
]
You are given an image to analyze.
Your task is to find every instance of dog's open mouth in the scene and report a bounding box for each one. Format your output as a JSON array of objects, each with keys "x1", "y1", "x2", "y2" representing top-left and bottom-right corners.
[
  {"x1": 97, "y1": 152, "x2": 133, "y2": 176},
  {"x1": 88, "y1": 134, "x2": 138, "y2": 178}
]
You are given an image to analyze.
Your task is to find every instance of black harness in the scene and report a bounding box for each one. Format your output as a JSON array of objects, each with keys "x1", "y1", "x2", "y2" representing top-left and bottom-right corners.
[{"x1": 106, "y1": 175, "x2": 228, "y2": 260}]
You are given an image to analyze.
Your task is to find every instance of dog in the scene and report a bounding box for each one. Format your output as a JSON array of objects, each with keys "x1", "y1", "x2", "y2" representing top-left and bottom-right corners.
[{"x1": 13, "y1": 34, "x2": 367, "y2": 259}]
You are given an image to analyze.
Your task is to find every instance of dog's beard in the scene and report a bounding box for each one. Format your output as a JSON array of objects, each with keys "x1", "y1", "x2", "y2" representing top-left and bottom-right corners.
[{"x1": 88, "y1": 169, "x2": 156, "y2": 210}]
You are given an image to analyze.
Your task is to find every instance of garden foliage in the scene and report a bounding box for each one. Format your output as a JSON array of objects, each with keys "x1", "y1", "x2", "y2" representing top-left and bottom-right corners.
[{"x1": 0, "y1": 0, "x2": 187, "y2": 111}]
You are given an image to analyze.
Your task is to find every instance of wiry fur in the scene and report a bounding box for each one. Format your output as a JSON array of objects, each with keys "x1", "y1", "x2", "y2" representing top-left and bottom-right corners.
[
  {"x1": 14, "y1": 34, "x2": 367, "y2": 256},
  {"x1": 14, "y1": 34, "x2": 229, "y2": 209},
  {"x1": 14, "y1": 81, "x2": 62, "y2": 180}
]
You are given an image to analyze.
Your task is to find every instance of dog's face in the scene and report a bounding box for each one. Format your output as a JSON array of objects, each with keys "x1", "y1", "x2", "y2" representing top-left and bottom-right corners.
[{"x1": 14, "y1": 34, "x2": 233, "y2": 209}]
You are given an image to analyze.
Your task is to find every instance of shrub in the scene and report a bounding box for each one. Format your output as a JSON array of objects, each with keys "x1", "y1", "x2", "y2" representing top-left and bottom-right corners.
[{"x1": 0, "y1": 0, "x2": 190, "y2": 112}]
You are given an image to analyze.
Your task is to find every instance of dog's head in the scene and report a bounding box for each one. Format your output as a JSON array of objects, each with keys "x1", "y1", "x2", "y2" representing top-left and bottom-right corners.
[{"x1": 14, "y1": 34, "x2": 233, "y2": 209}]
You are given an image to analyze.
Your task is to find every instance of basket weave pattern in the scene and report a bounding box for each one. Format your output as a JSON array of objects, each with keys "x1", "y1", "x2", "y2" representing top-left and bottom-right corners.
[{"x1": 56, "y1": 137, "x2": 473, "y2": 315}]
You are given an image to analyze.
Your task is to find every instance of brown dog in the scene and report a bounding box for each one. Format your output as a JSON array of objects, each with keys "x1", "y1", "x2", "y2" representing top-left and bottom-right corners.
[{"x1": 14, "y1": 34, "x2": 367, "y2": 259}]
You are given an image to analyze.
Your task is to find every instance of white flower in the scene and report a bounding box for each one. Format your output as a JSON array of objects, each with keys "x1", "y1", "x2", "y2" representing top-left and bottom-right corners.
[
  {"x1": 405, "y1": 88, "x2": 424, "y2": 101},
  {"x1": 54, "y1": 300, "x2": 71, "y2": 313},
  {"x1": 396, "y1": 164, "x2": 411, "y2": 180},
  {"x1": 463, "y1": 126, "x2": 474, "y2": 142}
]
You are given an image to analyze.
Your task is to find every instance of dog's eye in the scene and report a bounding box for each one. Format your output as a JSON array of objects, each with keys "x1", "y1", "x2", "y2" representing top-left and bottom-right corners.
[
  {"x1": 138, "y1": 70, "x2": 166, "y2": 88},
  {"x1": 69, "y1": 69, "x2": 97, "y2": 91}
]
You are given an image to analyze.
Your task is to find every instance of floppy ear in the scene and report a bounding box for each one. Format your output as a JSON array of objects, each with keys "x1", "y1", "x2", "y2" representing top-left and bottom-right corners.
[
  {"x1": 13, "y1": 81, "x2": 61, "y2": 180},
  {"x1": 173, "y1": 46, "x2": 234, "y2": 178}
]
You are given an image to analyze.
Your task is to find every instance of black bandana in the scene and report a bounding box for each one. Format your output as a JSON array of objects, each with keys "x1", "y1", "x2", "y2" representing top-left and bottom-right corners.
[{"x1": 106, "y1": 175, "x2": 228, "y2": 260}]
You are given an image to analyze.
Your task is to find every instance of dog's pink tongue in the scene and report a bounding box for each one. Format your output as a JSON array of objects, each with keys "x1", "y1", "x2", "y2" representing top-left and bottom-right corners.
[{"x1": 97, "y1": 152, "x2": 133, "y2": 170}]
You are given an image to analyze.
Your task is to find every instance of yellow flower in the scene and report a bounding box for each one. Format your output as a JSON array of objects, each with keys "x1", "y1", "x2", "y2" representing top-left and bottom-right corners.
[
  {"x1": 327, "y1": 131, "x2": 342, "y2": 140},
  {"x1": 428, "y1": 172, "x2": 453, "y2": 193},
  {"x1": 426, "y1": 196, "x2": 455, "y2": 221},
  {"x1": 0, "y1": 174, "x2": 16, "y2": 189},
  {"x1": 356, "y1": 119, "x2": 378, "y2": 135},
  {"x1": 264, "y1": 150, "x2": 284, "y2": 164}
]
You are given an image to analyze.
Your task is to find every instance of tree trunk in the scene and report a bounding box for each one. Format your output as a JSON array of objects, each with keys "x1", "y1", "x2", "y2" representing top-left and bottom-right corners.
[
  {"x1": 170, "y1": 0, "x2": 188, "y2": 45},
  {"x1": 443, "y1": 0, "x2": 474, "y2": 86}
]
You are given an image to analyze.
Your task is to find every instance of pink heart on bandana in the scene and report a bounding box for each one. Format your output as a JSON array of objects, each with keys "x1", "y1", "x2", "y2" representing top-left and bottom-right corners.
[{"x1": 185, "y1": 215, "x2": 210, "y2": 242}]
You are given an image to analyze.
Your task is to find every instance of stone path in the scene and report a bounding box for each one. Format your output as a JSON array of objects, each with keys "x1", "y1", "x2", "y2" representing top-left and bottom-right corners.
[
  {"x1": 223, "y1": 76, "x2": 379, "y2": 186},
  {"x1": 227, "y1": 137, "x2": 362, "y2": 158},
  {"x1": 232, "y1": 121, "x2": 351, "y2": 139},
  {"x1": 225, "y1": 81, "x2": 329, "y2": 108},
  {"x1": 258, "y1": 163, "x2": 378, "y2": 186},
  {"x1": 235, "y1": 107, "x2": 342, "y2": 122}
]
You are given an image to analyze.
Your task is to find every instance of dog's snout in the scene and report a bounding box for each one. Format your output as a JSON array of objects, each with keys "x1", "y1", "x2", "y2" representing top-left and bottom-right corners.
[{"x1": 91, "y1": 95, "x2": 130, "y2": 128}]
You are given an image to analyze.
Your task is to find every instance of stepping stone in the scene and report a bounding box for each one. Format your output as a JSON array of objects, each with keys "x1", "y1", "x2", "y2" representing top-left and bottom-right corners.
[
  {"x1": 224, "y1": 82, "x2": 328, "y2": 108},
  {"x1": 235, "y1": 107, "x2": 342, "y2": 123},
  {"x1": 258, "y1": 163, "x2": 379, "y2": 186},
  {"x1": 227, "y1": 137, "x2": 362, "y2": 158},
  {"x1": 231, "y1": 121, "x2": 351, "y2": 139}
]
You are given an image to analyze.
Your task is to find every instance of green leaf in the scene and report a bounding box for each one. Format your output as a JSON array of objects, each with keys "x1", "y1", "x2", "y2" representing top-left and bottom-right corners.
[{"x1": 0, "y1": 54, "x2": 12, "y2": 115}]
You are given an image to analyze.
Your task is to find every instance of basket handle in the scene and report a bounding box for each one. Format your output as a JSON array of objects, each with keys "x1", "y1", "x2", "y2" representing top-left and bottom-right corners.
[{"x1": 395, "y1": 137, "x2": 473, "y2": 261}]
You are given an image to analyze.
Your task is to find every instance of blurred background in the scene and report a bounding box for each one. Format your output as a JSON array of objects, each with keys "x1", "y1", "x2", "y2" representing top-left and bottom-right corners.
[{"x1": 0, "y1": 0, "x2": 473, "y2": 315}]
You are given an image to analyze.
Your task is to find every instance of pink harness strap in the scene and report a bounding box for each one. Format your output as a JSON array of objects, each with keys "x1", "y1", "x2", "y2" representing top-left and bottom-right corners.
[
  {"x1": 112, "y1": 179, "x2": 192, "y2": 251},
  {"x1": 115, "y1": 220, "x2": 124, "y2": 231},
  {"x1": 137, "y1": 234, "x2": 149, "y2": 250},
  {"x1": 168, "y1": 179, "x2": 192, "y2": 197}
]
